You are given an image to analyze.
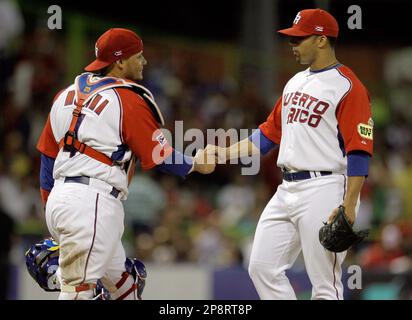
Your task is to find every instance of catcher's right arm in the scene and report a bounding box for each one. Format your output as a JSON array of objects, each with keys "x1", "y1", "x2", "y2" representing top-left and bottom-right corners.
[{"x1": 319, "y1": 205, "x2": 369, "y2": 252}]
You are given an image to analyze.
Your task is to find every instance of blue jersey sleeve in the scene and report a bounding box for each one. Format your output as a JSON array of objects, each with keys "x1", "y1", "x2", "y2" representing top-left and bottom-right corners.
[{"x1": 40, "y1": 154, "x2": 55, "y2": 191}]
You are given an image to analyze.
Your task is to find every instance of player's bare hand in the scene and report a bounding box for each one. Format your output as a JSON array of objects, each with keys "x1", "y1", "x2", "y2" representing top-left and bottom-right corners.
[
  {"x1": 205, "y1": 144, "x2": 227, "y2": 164},
  {"x1": 192, "y1": 148, "x2": 216, "y2": 174},
  {"x1": 327, "y1": 205, "x2": 355, "y2": 225}
]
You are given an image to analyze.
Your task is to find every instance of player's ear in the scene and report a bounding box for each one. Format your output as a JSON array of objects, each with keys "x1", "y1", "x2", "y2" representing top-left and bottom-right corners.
[
  {"x1": 115, "y1": 59, "x2": 125, "y2": 69},
  {"x1": 317, "y1": 35, "x2": 328, "y2": 48}
]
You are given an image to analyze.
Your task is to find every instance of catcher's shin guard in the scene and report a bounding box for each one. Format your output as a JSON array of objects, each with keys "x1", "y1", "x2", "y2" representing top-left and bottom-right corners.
[{"x1": 100, "y1": 258, "x2": 147, "y2": 300}]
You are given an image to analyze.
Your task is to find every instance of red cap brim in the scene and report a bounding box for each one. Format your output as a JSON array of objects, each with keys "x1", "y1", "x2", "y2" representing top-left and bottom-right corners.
[
  {"x1": 277, "y1": 27, "x2": 312, "y2": 37},
  {"x1": 84, "y1": 59, "x2": 111, "y2": 72}
]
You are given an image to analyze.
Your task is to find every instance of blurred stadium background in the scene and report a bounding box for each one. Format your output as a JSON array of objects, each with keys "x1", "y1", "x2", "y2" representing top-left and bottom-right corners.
[{"x1": 1, "y1": 0, "x2": 412, "y2": 300}]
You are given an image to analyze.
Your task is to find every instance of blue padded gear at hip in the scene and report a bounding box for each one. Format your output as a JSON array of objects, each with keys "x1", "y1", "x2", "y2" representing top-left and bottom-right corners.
[
  {"x1": 25, "y1": 238, "x2": 61, "y2": 291},
  {"x1": 25, "y1": 238, "x2": 147, "y2": 299}
]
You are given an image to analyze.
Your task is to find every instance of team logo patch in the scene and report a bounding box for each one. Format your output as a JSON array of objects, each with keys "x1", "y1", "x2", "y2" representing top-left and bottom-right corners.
[
  {"x1": 293, "y1": 12, "x2": 302, "y2": 24},
  {"x1": 357, "y1": 123, "x2": 373, "y2": 140},
  {"x1": 156, "y1": 132, "x2": 167, "y2": 146}
]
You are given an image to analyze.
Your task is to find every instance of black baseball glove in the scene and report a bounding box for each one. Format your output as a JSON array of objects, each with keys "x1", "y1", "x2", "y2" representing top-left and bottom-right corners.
[{"x1": 319, "y1": 205, "x2": 369, "y2": 252}]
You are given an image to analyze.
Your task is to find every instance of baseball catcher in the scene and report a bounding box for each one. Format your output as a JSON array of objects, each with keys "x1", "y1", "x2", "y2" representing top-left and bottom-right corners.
[{"x1": 319, "y1": 205, "x2": 369, "y2": 252}]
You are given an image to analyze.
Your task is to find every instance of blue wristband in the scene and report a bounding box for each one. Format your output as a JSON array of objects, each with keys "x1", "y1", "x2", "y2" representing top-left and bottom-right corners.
[
  {"x1": 347, "y1": 151, "x2": 370, "y2": 176},
  {"x1": 248, "y1": 129, "x2": 277, "y2": 155},
  {"x1": 157, "y1": 149, "x2": 193, "y2": 178}
]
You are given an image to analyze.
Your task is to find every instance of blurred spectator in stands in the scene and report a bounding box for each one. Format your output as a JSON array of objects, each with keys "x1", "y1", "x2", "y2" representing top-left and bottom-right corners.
[
  {"x1": 192, "y1": 211, "x2": 226, "y2": 266},
  {"x1": 359, "y1": 223, "x2": 409, "y2": 272},
  {"x1": 0, "y1": 131, "x2": 41, "y2": 224},
  {"x1": 0, "y1": 205, "x2": 15, "y2": 299},
  {"x1": 11, "y1": 27, "x2": 64, "y2": 114},
  {"x1": 216, "y1": 175, "x2": 255, "y2": 227},
  {"x1": 393, "y1": 151, "x2": 412, "y2": 220},
  {"x1": 124, "y1": 171, "x2": 167, "y2": 237},
  {"x1": 0, "y1": 0, "x2": 23, "y2": 96}
]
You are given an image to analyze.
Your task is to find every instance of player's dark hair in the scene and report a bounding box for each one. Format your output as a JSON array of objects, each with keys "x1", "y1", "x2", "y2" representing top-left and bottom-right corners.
[
  {"x1": 97, "y1": 65, "x2": 112, "y2": 76},
  {"x1": 327, "y1": 37, "x2": 337, "y2": 49},
  {"x1": 94, "y1": 62, "x2": 116, "y2": 76}
]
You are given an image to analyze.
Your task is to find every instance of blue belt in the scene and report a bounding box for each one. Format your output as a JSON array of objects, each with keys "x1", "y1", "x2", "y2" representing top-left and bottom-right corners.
[
  {"x1": 64, "y1": 176, "x2": 121, "y2": 198},
  {"x1": 282, "y1": 170, "x2": 332, "y2": 182}
]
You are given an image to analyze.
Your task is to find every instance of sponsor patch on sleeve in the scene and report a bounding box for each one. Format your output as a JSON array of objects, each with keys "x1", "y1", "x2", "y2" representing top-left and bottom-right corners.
[{"x1": 357, "y1": 123, "x2": 373, "y2": 140}]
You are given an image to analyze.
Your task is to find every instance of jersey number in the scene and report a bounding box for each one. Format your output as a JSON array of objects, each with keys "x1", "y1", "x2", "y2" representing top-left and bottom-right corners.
[{"x1": 65, "y1": 91, "x2": 109, "y2": 115}]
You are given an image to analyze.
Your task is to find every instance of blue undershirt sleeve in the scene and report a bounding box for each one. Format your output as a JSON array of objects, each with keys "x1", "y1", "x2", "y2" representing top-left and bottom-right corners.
[
  {"x1": 40, "y1": 154, "x2": 55, "y2": 191},
  {"x1": 156, "y1": 149, "x2": 194, "y2": 178},
  {"x1": 248, "y1": 129, "x2": 278, "y2": 155},
  {"x1": 347, "y1": 151, "x2": 370, "y2": 176}
]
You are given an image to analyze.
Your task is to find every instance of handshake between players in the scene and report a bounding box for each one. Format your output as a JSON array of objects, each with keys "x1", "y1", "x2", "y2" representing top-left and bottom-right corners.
[{"x1": 194, "y1": 135, "x2": 261, "y2": 174}]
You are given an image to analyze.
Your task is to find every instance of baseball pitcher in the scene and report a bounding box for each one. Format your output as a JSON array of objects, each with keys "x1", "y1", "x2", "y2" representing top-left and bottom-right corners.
[{"x1": 207, "y1": 9, "x2": 372, "y2": 299}]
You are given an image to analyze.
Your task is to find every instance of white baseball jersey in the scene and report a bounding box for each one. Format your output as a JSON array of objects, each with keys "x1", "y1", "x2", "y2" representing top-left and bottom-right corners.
[
  {"x1": 250, "y1": 64, "x2": 373, "y2": 300},
  {"x1": 259, "y1": 64, "x2": 373, "y2": 172},
  {"x1": 37, "y1": 73, "x2": 172, "y2": 199}
]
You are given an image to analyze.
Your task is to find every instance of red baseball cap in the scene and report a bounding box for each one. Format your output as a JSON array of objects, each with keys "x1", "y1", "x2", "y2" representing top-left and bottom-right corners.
[
  {"x1": 278, "y1": 9, "x2": 339, "y2": 38},
  {"x1": 84, "y1": 28, "x2": 144, "y2": 72}
]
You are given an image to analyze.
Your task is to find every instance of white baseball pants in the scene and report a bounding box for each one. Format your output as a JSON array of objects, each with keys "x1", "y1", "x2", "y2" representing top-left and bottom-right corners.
[
  {"x1": 249, "y1": 174, "x2": 353, "y2": 300},
  {"x1": 45, "y1": 178, "x2": 135, "y2": 300}
]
